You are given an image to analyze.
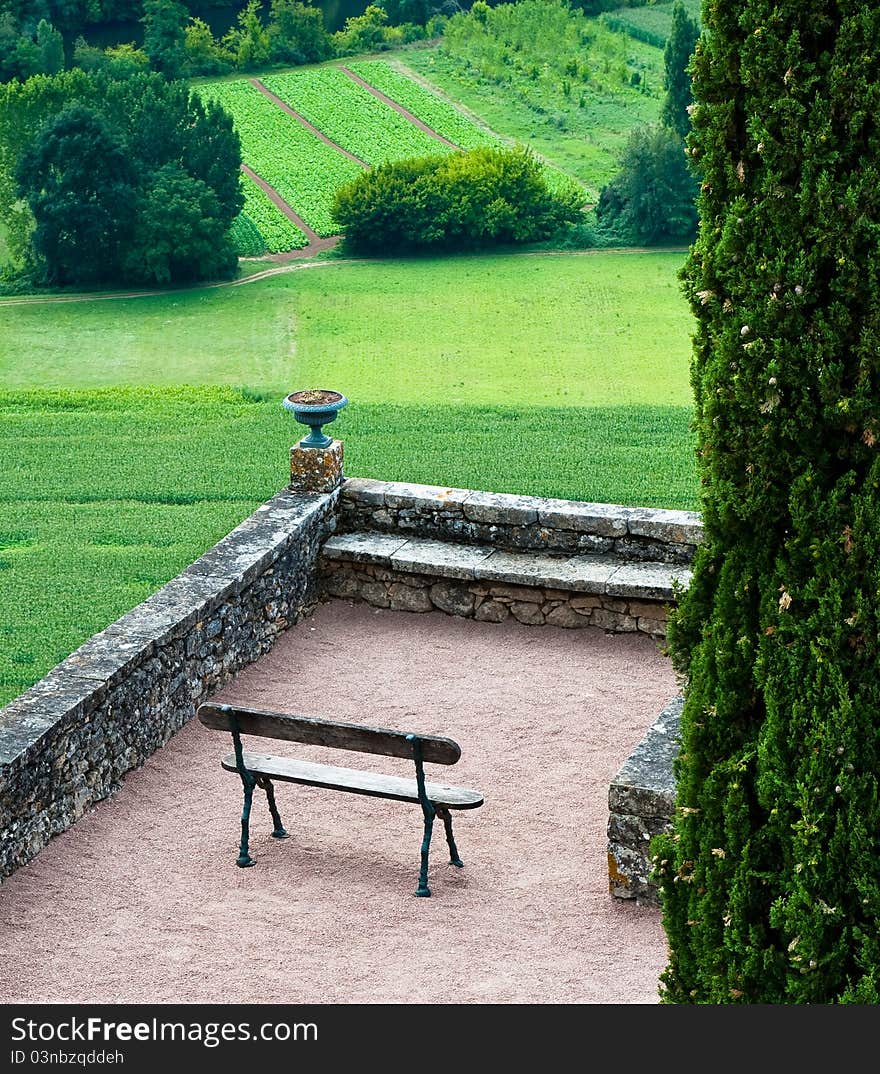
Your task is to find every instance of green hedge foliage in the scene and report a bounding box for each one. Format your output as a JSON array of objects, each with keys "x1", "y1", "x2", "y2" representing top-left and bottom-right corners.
[
  {"x1": 656, "y1": 0, "x2": 880, "y2": 1004},
  {"x1": 332, "y1": 144, "x2": 584, "y2": 254}
]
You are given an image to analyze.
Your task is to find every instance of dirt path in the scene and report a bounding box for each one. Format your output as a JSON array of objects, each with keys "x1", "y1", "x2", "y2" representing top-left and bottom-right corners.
[
  {"x1": 250, "y1": 78, "x2": 369, "y2": 167},
  {"x1": 338, "y1": 65, "x2": 462, "y2": 150}
]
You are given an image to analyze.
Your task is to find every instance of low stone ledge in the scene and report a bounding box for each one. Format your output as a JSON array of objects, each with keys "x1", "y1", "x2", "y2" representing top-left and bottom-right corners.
[
  {"x1": 322, "y1": 533, "x2": 690, "y2": 605},
  {"x1": 339, "y1": 478, "x2": 702, "y2": 564},
  {"x1": 320, "y1": 559, "x2": 673, "y2": 638},
  {"x1": 607, "y1": 695, "x2": 682, "y2": 904}
]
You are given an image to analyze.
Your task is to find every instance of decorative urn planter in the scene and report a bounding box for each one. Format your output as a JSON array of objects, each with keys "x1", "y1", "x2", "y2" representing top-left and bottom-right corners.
[{"x1": 282, "y1": 389, "x2": 348, "y2": 448}]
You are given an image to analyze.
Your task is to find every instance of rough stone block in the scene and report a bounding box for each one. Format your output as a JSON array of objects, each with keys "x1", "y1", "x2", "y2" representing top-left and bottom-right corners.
[
  {"x1": 389, "y1": 538, "x2": 493, "y2": 580},
  {"x1": 474, "y1": 600, "x2": 509, "y2": 623},
  {"x1": 321, "y1": 532, "x2": 409, "y2": 565},
  {"x1": 429, "y1": 582, "x2": 475, "y2": 617},
  {"x1": 487, "y1": 583, "x2": 544, "y2": 603},
  {"x1": 340, "y1": 477, "x2": 390, "y2": 506},
  {"x1": 545, "y1": 605, "x2": 587, "y2": 629},
  {"x1": 608, "y1": 696, "x2": 682, "y2": 819},
  {"x1": 388, "y1": 582, "x2": 433, "y2": 613},
  {"x1": 591, "y1": 608, "x2": 638, "y2": 632},
  {"x1": 624, "y1": 507, "x2": 703, "y2": 546},
  {"x1": 605, "y1": 563, "x2": 692, "y2": 602},
  {"x1": 289, "y1": 439, "x2": 344, "y2": 494},
  {"x1": 537, "y1": 499, "x2": 629, "y2": 537},
  {"x1": 509, "y1": 601, "x2": 545, "y2": 626},
  {"x1": 383, "y1": 482, "x2": 471, "y2": 512},
  {"x1": 474, "y1": 551, "x2": 622, "y2": 594},
  {"x1": 462, "y1": 491, "x2": 539, "y2": 526},
  {"x1": 359, "y1": 581, "x2": 391, "y2": 608}
]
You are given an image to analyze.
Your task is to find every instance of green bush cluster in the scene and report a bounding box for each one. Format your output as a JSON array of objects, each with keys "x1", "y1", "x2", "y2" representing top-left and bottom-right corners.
[
  {"x1": 333, "y1": 144, "x2": 584, "y2": 253},
  {"x1": 656, "y1": 0, "x2": 880, "y2": 1004},
  {"x1": 4, "y1": 70, "x2": 242, "y2": 287}
]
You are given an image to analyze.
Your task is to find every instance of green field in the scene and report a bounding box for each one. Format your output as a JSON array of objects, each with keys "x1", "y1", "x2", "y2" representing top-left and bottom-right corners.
[
  {"x1": 602, "y1": 0, "x2": 703, "y2": 49},
  {"x1": 1, "y1": 249, "x2": 698, "y2": 705},
  {"x1": 0, "y1": 250, "x2": 692, "y2": 404},
  {"x1": 394, "y1": 4, "x2": 667, "y2": 199}
]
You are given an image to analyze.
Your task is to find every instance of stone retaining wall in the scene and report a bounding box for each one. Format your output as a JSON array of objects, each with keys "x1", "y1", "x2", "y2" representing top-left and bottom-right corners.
[
  {"x1": 0, "y1": 489, "x2": 337, "y2": 882},
  {"x1": 607, "y1": 695, "x2": 683, "y2": 904},
  {"x1": 322, "y1": 560, "x2": 671, "y2": 637},
  {"x1": 339, "y1": 478, "x2": 702, "y2": 564},
  {"x1": 325, "y1": 479, "x2": 703, "y2": 637}
]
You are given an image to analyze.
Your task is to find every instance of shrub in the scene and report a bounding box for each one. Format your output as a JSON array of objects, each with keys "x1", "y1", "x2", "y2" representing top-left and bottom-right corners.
[
  {"x1": 333, "y1": 145, "x2": 584, "y2": 254},
  {"x1": 595, "y1": 124, "x2": 698, "y2": 245}
]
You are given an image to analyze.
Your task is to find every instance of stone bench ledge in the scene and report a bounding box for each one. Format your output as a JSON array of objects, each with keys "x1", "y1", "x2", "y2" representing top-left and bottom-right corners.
[
  {"x1": 321, "y1": 533, "x2": 691, "y2": 602},
  {"x1": 341, "y1": 478, "x2": 703, "y2": 546}
]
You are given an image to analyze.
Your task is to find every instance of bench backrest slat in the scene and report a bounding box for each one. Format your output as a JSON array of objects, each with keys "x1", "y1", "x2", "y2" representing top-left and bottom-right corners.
[{"x1": 197, "y1": 703, "x2": 461, "y2": 765}]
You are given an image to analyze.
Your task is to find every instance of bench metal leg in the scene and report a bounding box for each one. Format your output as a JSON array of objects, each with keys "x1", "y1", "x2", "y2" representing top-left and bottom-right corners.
[
  {"x1": 258, "y1": 776, "x2": 289, "y2": 840},
  {"x1": 237, "y1": 782, "x2": 256, "y2": 868},
  {"x1": 436, "y1": 807, "x2": 464, "y2": 868},
  {"x1": 415, "y1": 804, "x2": 435, "y2": 898}
]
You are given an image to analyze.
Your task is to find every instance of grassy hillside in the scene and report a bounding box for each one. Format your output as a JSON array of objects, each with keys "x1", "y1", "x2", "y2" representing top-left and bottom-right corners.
[{"x1": 0, "y1": 250, "x2": 693, "y2": 405}]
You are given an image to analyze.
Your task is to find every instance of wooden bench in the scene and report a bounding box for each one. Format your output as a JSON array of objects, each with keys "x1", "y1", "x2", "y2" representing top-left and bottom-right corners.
[{"x1": 197, "y1": 702, "x2": 484, "y2": 897}]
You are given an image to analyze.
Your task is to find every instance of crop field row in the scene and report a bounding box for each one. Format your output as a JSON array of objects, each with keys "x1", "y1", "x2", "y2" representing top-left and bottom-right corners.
[
  {"x1": 343, "y1": 61, "x2": 502, "y2": 151},
  {"x1": 200, "y1": 78, "x2": 364, "y2": 237},
  {"x1": 238, "y1": 174, "x2": 309, "y2": 253},
  {"x1": 260, "y1": 67, "x2": 453, "y2": 166},
  {"x1": 203, "y1": 59, "x2": 585, "y2": 251}
]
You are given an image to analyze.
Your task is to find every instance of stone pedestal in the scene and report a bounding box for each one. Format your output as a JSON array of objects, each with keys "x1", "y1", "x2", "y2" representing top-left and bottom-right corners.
[{"x1": 289, "y1": 439, "x2": 344, "y2": 494}]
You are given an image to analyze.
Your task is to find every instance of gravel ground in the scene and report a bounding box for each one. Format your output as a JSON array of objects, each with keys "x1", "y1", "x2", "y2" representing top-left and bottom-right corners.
[{"x1": 0, "y1": 600, "x2": 678, "y2": 1005}]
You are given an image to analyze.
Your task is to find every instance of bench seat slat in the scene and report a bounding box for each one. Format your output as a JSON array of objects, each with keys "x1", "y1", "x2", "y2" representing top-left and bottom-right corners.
[{"x1": 222, "y1": 752, "x2": 484, "y2": 810}]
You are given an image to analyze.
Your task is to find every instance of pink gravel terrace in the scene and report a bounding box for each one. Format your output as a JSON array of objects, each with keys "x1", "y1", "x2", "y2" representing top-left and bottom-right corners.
[{"x1": 0, "y1": 600, "x2": 676, "y2": 1005}]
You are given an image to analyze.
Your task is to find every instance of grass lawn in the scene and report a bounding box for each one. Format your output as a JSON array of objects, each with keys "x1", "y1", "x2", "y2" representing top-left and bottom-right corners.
[
  {"x1": 0, "y1": 250, "x2": 693, "y2": 405},
  {"x1": 1, "y1": 249, "x2": 698, "y2": 704}
]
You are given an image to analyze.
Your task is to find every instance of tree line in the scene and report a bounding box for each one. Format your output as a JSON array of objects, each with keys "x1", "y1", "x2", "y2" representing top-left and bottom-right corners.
[
  {"x1": 1, "y1": 70, "x2": 243, "y2": 286},
  {"x1": 1, "y1": 0, "x2": 446, "y2": 82}
]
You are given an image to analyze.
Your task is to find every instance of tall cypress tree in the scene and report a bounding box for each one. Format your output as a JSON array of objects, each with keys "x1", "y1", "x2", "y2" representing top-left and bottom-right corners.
[{"x1": 655, "y1": 1, "x2": 880, "y2": 1003}]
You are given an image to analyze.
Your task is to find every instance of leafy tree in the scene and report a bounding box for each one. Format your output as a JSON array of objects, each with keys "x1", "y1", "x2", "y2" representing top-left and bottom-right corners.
[
  {"x1": 141, "y1": 0, "x2": 187, "y2": 78},
  {"x1": 655, "y1": 0, "x2": 880, "y2": 1003},
  {"x1": 267, "y1": 0, "x2": 331, "y2": 66},
  {"x1": 72, "y1": 36, "x2": 149, "y2": 77},
  {"x1": 124, "y1": 161, "x2": 237, "y2": 283},
  {"x1": 34, "y1": 18, "x2": 64, "y2": 74},
  {"x1": 331, "y1": 4, "x2": 388, "y2": 56},
  {"x1": 595, "y1": 123, "x2": 697, "y2": 244},
  {"x1": 8, "y1": 70, "x2": 243, "y2": 286},
  {"x1": 660, "y1": 0, "x2": 699, "y2": 139},
  {"x1": 0, "y1": 11, "x2": 38, "y2": 80},
  {"x1": 183, "y1": 16, "x2": 233, "y2": 75},
  {"x1": 15, "y1": 102, "x2": 135, "y2": 284},
  {"x1": 224, "y1": 0, "x2": 270, "y2": 70}
]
